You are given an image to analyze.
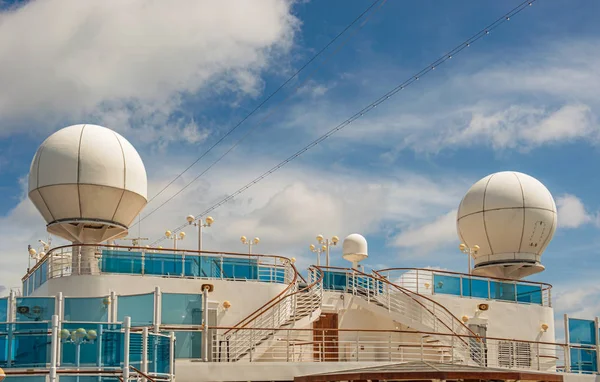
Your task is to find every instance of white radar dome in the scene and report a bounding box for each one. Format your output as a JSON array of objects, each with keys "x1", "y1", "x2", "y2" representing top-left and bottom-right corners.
[
  {"x1": 342, "y1": 233, "x2": 368, "y2": 269},
  {"x1": 28, "y1": 124, "x2": 148, "y2": 244},
  {"x1": 456, "y1": 171, "x2": 557, "y2": 280}
]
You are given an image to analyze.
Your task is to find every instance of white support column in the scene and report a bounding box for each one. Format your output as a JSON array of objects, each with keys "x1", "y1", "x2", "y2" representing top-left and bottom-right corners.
[
  {"x1": 49, "y1": 315, "x2": 59, "y2": 382},
  {"x1": 142, "y1": 327, "x2": 149, "y2": 382},
  {"x1": 169, "y1": 331, "x2": 176, "y2": 382},
  {"x1": 564, "y1": 313, "x2": 571, "y2": 373},
  {"x1": 123, "y1": 316, "x2": 131, "y2": 382},
  {"x1": 7, "y1": 289, "x2": 15, "y2": 367},
  {"x1": 154, "y1": 287, "x2": 161, "y2": 333},
  {"x1": 202, "y1": 287, "x2": 209, "y2": 362},
  {"x1": 56, "y1": 292, "x2": 64, "y2": 367},
  {"x1": 595, "y1": 317, "x2": 600, "y2": 374}
]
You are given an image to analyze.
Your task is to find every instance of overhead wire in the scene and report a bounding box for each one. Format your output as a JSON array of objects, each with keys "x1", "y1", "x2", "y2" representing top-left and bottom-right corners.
[
  {"x1": 136, "y1": 0, "x2": 385, "y2": 225},
  {"x1": 149, "y1": 0, "x2": 537, "y2": 246}
]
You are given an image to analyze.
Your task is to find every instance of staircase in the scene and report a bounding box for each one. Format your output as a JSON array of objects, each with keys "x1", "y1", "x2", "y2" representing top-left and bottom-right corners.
[
  {"x1": 217, "y1": 266, "x2": 323, "y2": 362},
  {"x1": 341, "y1": 268, "x2": 484, "y2": 366}
]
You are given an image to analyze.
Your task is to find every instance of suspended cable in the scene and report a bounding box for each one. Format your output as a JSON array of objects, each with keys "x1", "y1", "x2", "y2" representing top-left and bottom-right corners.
[
  {"x1": 142, "y1": 0, "x2": 384, "y2": 207},
  {"x1": 149, "y1": 0, "x2": 537, "y2": 246}
]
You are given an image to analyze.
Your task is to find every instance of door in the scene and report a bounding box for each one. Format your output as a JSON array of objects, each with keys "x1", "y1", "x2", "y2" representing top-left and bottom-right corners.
[{"x1": 313, "y1": 313, "x2": 338, "y2": 361}]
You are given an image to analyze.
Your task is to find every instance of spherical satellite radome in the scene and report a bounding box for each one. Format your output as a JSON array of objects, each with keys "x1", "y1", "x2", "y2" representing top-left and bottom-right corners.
[
  {"x1": 456, "y1": 171, "x2": 557, "y2": 279},
  {"x1": 28, "y1": 124, "x2": 148, "y2": 244},
  {"x1": 342, "y1": 233, "x2": 368, "y2": 268}
]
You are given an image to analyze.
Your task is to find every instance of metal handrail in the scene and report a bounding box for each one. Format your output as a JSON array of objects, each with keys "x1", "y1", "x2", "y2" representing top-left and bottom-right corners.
[{"x1": 22, "y1": 243, "x2": 295, "y2": 281}]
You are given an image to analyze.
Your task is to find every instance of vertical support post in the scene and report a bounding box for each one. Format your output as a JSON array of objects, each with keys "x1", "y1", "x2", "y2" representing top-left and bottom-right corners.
[
  {"x1": 416, "y1": 270, "x2": 419, "y2": 294},
  {"x1": 7, "y1": 289, "x2": 14, "y2": 367},
  {"x1": 96, "y1": 325, "x2": 104, "y2": 368},
  {"x1": 49, "y1": 315, "x2": 59, "y2": 382},
  {"x1": 123, "y1": 316, "x2": 131, "y2": 382},
  {"x1": 154, "y1": 287, "x2": 161, "y2": 333},
  {"x1": 169, "y1": 331, "x2": 176, "y2": 382},
  {"x1": 142, "y1": 327, "x2": 149, "y2": 382},
  {"x1": 355, "y1": 331, "x2": 359, "y2": 361},
  {"x1": 564, "y1": 314, "x2": 571, "y2": 373},
  {"x1": 286, "y1": 329, "x2": 290, "y2": 362},
  {"x1": 198, "y1": 221, "x2": 203, "y2": 252},
  {"x1": 325, "y1": 239, "x2": 330, "y2": 267},
  {"x1": 202, "y1": 286, "x2": 209, "y2": 362},
  {"x1": 595, "y1": 317, "x2": 600, "y2": 374},
  {"x1": 57, "y1": 292, "x2": 64, "y2": 367},
  {"x1": 536, "y1": 342, "x2": 541, "y2": 370}
]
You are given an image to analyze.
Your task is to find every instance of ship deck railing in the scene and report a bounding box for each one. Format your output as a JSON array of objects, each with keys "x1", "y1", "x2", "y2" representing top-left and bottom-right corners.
[
  {"x1": 0, "y1": 316, "x2": 175, "y2": 382},
  {"x1": 315, "y1": 267, "x2": 552, "y2": 307},
  {"x1": 209, "y1": 325, "x2": 577, "y2": 373},
  {"x1": 21, "y1": 244, "x2": 297, "y2": 296}
]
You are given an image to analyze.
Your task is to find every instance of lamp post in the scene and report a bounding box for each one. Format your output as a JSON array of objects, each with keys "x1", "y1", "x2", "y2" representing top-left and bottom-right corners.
[
  {"x1": 240, "y1": 236, "x2": 260, "y2": 255},
  {"x1": 165, "y1": 230, "x2": 186, "y2": 250},
  {"x1": 186, "y1": 215, "x2": 214, "y2": 252},
  {"x1": 60, "y1": 327, "x2": 97, "y2": 382},
  {"x1": 459, "y1": 243, "x2": 480, "y2": 274},
  {"x1": 309, "y1": 244, "x2": 326, "y2": 266},
  {"x1": 315, "y1": 235, "x2": 339, "y2": 267}
]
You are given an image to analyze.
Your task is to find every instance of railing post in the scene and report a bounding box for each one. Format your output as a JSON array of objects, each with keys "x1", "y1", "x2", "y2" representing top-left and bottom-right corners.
[
  {"x1": 420, "y1": 335, "x2": 424, "y2": 361},
  {"x1": 595, "y1": 317, "x2": 600, "y2": 374},
  {"x1": 286, "y1": 328, "x2": 291, "y2": 362},
  {"x1": 123, "y1": 316, "x2": 131, "y2": 382},
  {"x1": 169, "y1": 331, "x2": 176, "y2": 382},
  {"x1": 388, "y1": 333, "x2": 392, "y2": 362},
  {"x1": 249, "y1": 329, "x2": 254, "y2": 362},
  {"x1": 564, "y1": 313, "x2": 571, "y2": 373},
  {"x1": 110, "y1": 290, "x2": 116, "y2": 323},
  {"x1": 154, "y1": 286, "x2": 161, "y2": 333},
  {"x1": 7, "y1": 289, "x2": 14, "y2": 367},
  {"x1": 203, "y1": 286, "x2": 209, "y2": 362},
  {"x1": 536, "y1": 341, "x2": 541, "y2": 370},
  {"x1": 49, "y1": 314, "x2": 58, "y2": 382},
  {"x1": 142, "y1": 327, "x2": 149, "y2": 381},
  {"x1": 355, "y1": 331, "x2": 359, "y2": 361}
]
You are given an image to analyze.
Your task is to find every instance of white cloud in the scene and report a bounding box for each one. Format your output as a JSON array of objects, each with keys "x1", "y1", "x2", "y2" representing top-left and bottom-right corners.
[
  {"x1": 277, "y1": 40, "x2": 600, "y2": 155},
  {"x1": 0, "y1": 152, "x2": 467, "y2": 292},
  {"x1": 556, "y1": 194, "x2": 594, "y2": 229},
  {"x1": 391, "y1": 209, "x2": 458, "y2": 255},
  {"x1": 0, "y1": 0, "x2": 299, "y2": 143}
]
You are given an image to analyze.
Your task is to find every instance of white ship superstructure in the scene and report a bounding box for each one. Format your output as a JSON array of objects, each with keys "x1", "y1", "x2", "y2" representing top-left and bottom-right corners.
[{"x1": 2, "y1": 124, "x2": 598, "y2": 382}]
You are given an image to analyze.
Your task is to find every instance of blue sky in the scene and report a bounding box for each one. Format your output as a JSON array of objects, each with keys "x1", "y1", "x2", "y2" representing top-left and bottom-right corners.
[{"x1": 1, "y1": 0, "x2": 600, "y2": 321}]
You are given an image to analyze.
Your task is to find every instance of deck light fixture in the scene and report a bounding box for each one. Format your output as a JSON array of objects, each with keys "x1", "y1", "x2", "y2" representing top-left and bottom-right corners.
[{"x1": 186, "y1": 215, "x2": 215, "y2": 252}]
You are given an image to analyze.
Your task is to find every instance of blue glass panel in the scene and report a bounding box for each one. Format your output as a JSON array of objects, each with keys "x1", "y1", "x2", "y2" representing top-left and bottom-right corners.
[
  {"x1": 161, "y1": 294, "x2": 202, "y2": 325},
  {"x1": 12, "y1": 323, "x2": 51, "y2": 367},
  {"x1": 101, "y1": 250, "x2": 143, "y2": 274},
  {"x1": 33, "y1": 267, "x2": 41, "y2": 290},
  {"x1": 15, "y1": 297, "x2": 55, "y2": 322},
  {"x1": 117, "y1": 294, "x2": 154, "y2": 327},
  {"x1": 433, "y1": 274, "x2": 461, "y2": 295},
  {"x1": 27, "y1": 277, "x2": 33, "y2": 296},
  {"x1": 60, "y1": 323, "x2": 122, "y2": 368},
  {"x1": 173, "y1": 331, "x2": 200, "y2": 359},
  {"x1": 149, "y1": 334, "x2": 171, "y2": 374},
  {"x1": 462, "y1": 278, "x2": 489, "y2": 298},
  {"x1": 145, "y1": 253, "x2": 181, "y2": 276},
  {"x1": 490, "y1": 281, "x2": 516, "y2": 301},
  {"x1": 322, "y1": 271, "x2": 347, "y2": 291},
  {"x1": 40, "y1": 261, "x2": 48, "y2": 286},
  {"x1": 129, "y1": 332, "x2": 143, "y2": 370},
  {"x1": 516, "y1": 284, "x2": 543, "y2": 304},
  {"x1": 183, "y1": 256, "x2": 200, "y2": 277},
  {"x1": 221, "y1": 258, "x2": 258, "y2": 280},
  {"x1": 64, "y1": 297, "x2": 109, "y2": 322},
  {"x1": 0, "y1": 298, "x2": 7, "y2": 322},
  {"x1": 571, "y1": 347, "x2": 598, "y2": 373},
  {"x1": 22, "y1": 280, "x2": 28, "y2": 297},
  {"x1": 60, "y1": 377, "x2": 120, "y2": 382},
  {"x1": 6, "y1": 377, "x2": 46, "y2": 382},
  {"x1": 569, "y1": 319, "x2": 596, "y2": 345}
]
